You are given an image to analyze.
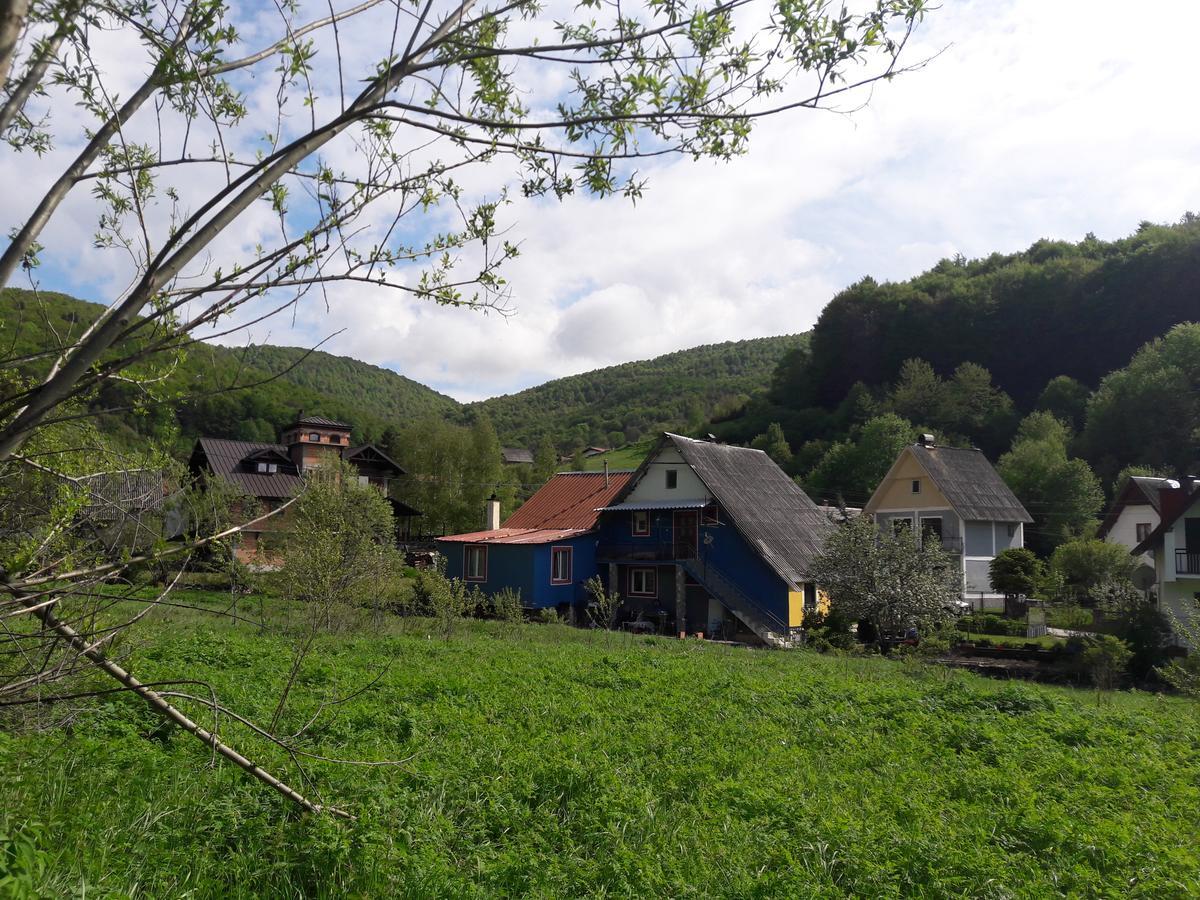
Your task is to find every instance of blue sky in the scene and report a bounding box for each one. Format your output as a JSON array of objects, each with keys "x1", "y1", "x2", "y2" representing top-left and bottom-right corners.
[{"x1": 8, "y1": 0, "x2": 1199, "y2": 403}]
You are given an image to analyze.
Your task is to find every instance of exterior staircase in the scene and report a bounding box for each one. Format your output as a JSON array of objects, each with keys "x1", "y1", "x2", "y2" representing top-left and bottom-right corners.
[{"x1": 679, "y1": 559, "x2": 800, "y2": 649}]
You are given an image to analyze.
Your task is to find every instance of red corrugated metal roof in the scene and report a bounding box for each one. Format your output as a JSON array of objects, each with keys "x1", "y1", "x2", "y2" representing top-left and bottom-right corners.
[
  {"x1": 437, "y1": 527, "x2": 589, "y2": 545},
  {"x1": 502, "y1": 471, "x2": 634, "y2": 530}
]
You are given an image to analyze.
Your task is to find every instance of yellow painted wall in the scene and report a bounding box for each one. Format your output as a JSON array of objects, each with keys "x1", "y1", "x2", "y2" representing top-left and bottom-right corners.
[
  {"x1": 788, "y1": 591, "x2": 804, "y2": 627},
  {"x1": 870, "y1": 449, "x2": 951, "y2": 511}
]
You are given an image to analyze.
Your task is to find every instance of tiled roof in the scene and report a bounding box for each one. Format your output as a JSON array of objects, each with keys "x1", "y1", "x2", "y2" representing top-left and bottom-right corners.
[
  {"x1": 437, "y1": 527, "x2": 589, "y2": 545},
  {"x1": 907, "y1": 444, "x2": 1033, "y2": 523},
  {"x1": 658, "y1": 434, "x2": 833, "y2": 587},
  {"x1": 503, "y1": 471, "x2": 634, "y2": 530}
]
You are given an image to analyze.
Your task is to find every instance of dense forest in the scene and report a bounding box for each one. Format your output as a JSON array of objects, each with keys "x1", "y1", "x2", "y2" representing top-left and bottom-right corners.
[
  {"x1": 709, "y1": 216, "x2": 1200, "y2": 556},
  {"x1": 471, "y1": 336, "x2": 802, "y2": 451}
]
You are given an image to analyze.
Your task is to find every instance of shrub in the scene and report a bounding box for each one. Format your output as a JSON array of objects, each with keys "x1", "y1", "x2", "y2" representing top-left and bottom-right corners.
[
  {"x1": 583, "y1": 576, "x2": 620, "y2": 630},
  {"x1": 490, "y1": 587, "x2": 524, "y2": 624},
  {"x1": 536, "y1": 608, "x2": 560, "y2": 624},
  {"x1": 1080, "y1": 635, "x2": 1133, "y2": 690}
]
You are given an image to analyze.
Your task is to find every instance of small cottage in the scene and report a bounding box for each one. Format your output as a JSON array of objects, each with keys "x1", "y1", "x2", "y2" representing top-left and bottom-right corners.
[
  {"x1": 436, "y1": 471, "x2": 634, "y2": 614},
  {"x1": 863, "y1": 435, "x2": 1032, "y2": 610}
]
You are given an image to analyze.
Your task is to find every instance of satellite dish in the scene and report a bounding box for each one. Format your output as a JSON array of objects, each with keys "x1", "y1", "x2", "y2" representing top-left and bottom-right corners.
[{"x1": 1132, "y1": 564, "x2": 1156, "y2": 591}]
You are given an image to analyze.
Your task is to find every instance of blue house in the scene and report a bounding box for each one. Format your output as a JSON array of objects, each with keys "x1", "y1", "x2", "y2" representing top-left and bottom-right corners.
[
  {"x1": 593, "y1": 433, "x2": 833, "y2": 647},
  {"x1": 436, "y1": 471, "x2": 634, "y2": 614}
]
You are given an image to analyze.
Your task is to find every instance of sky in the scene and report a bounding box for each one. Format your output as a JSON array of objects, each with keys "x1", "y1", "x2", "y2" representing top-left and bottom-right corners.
[{"x1": 8, "y1": 0, "x2": 1200, "y2": 403}]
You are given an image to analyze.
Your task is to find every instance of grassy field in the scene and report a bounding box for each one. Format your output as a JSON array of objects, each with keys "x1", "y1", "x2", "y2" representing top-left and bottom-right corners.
[
  {"x1": 3, "y1": 592, "x2": 1199, "y2": 898},
  {"x1": 571, "y1": 439, "x2": 656, "y2": 473}
]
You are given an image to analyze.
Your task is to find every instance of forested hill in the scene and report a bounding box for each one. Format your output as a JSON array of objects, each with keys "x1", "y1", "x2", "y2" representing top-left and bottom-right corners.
[
  {"x1": 471, "y1": 335, "x2": 804, "y2": 450},
  {"x1": 0, "y1": 289, "x2": 798, "y2": 453},
  {"x1": 0, "y1": 289, "x2": 460, "y2": 450},
  {"x1": 798, "y1": 218, "x2": 1200, "y2": 408}
]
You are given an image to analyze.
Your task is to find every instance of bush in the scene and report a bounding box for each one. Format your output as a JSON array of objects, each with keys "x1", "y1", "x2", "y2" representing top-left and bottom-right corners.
[
  {"x1": 489, "y1": 587, "x2": 524, "y2": 624},
  {"x1": 536, "y1": 608, "x2": 560, "y2": 624},
  {"x1": 1080, "y1": 635, "x2": 1133, "y2": 690},
  {"x1": 957, "y1": 614, "x2": 1026, "y2": 638}
]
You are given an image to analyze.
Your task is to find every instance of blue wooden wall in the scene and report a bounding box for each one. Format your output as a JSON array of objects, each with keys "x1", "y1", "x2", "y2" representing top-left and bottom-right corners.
[{"x1": 437, "y1": 534, "x2": 597, "y2": 609}]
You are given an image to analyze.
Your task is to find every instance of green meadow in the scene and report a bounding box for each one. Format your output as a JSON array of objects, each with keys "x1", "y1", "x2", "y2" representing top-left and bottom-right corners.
[{"x1": 3, "y1": 592, "x2": 1198, "y2": 898}]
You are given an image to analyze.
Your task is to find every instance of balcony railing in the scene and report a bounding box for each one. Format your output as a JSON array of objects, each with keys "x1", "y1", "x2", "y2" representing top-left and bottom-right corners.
[{"x1": 1177, "y1": 550, "x2": 1200, "y2": 575}]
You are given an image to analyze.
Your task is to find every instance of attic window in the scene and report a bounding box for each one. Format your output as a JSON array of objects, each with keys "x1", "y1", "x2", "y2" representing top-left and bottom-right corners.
[
  {"x1": 309, "y1": 432, "x2": 320, "y2": 441},
  {"x1": 911, "y1": 479, "x2": 921, "y2": 494},
  {"x1": 1136, "y1": 523, "x2": 1151, "y2": 542},
  {"x1": 666, "y1": 470, "x2": 678, "y2": 490},
  {"x1": 255, "y1": 462, "x2": 278, "y2": 474}
]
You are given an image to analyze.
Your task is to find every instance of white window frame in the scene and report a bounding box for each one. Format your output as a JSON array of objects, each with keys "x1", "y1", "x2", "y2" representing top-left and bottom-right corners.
[
  {"x1": 464, "y1": 545, "x2": 488, "y2": 582},
  {"x1": 551, "y1": 546, "x2": 573, "y2": 585},
  {"x1": 629, "y1": 567, "x2": 657, "y2": 597},
  {"x1": 632, "y1": 510, "x2": 650, "y2": 536}
]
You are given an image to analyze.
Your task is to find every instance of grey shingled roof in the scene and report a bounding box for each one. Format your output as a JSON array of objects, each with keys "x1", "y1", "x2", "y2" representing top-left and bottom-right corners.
[
  {"x1": 79, "y1": 470, "x2": 166, "y2": 521},
  {"x1": 501, "y1": 447, "x2": 534, "y2": 465},
  {"x1": 909, "y1": 444, "x2": 1032, "y2": 523},
  {"x1": 1130, "y1": 476, "x2": 1169, "y2": 513},
  {"x1": 664, "y1": 433, "x2": 833, "y2": 587},
  {"x1": 293, "y1": 415, "x2": 350, "y2": 429},
  {"x1": 192, "y1": 437, "x2": 304, "y2": 500}
]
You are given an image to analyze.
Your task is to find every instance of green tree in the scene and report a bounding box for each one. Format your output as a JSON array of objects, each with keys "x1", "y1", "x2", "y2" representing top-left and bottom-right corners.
[
  {"x1": 888, "y1": 359, "x2": 944, "y2": 428},
  {"x1": 1049, "y1": 539, "x2": 1137, "y2": 601},
  {"x1": 1036, "y1": 376, "x2": 1092, "y2": 429},
  {"x1": 1083, "y1": 323, "x2": 1200, "y2": 482},
  {"x1": 998, "y1": 412, "x2": 1103, "y2": 555},
  {"x1": 990, "y1": 547, "x2": 1043, "y2": 599},
  {"x1": 752, "y1": 422, "x2": 794, "y2": 468},
  {"x1": 269, "y1": 462, "x2": 403, "y2": 730},
  {"x1": 809, "y1": 515, "x2": 963, "y2": 651},
  {"x1": 804, "y1": 414, "x2": 914, "y2": 504}
]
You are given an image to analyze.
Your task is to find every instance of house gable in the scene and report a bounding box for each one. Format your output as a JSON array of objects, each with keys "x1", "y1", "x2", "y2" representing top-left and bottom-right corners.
[
  {"x1": 868, "y1": 448, "x2": 953, "y2": 512},
  {"x1": 622, "y1": 445, "x2": 711, "y2": 503}
]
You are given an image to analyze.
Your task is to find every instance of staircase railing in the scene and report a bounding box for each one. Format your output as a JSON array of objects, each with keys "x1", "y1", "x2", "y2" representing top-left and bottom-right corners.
[{"x1": 680, "y1": 558, "x2": 792, "y2": 641}]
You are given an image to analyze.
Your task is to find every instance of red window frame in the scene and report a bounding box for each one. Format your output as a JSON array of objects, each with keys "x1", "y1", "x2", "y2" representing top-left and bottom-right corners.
[
  {"x1": 632, "y1": 510, "x2": 650, "y2": 536},
  {"x1": 628, "y1": 567, "x2": 657, "y2": 597},
  {"x1": 464, "y1": 545, "x2": 488, "y2": 582},
  {"x1": 551, "y1": 546, "x2": 573, "y2": 585}
]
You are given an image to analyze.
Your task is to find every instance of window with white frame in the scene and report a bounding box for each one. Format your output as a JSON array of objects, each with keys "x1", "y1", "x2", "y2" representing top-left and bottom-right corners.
[
  {"x1": 629, "y1": 567, "x2": 657, "y2": 596},
  {"x1": 464, "y1": 545, "x2": 487, "y2": 581},
  {"x1": 551, "y1": 546, "x2": 573, "y2": 584},
  {"x1": 632, "y1": 510, "x2": 650, "y2": 536},
  {"x1": 255, "y1": 461, "x2": 278, "y2": 474}
]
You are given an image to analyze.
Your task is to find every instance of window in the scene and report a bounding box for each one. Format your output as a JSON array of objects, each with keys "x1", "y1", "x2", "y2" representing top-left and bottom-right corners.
[
  {"x1": 921, "y1": 517, "x2": 943, "y2": 542},
  {"x1": 892, "y1": 517, "x2": 912, "y2": 534},
  {"x1": 911, "y1": 479, "x2": 921, "y2": 494},
  {"x1": 632, "y1": 510, "x2": 650, "y2": 536},
  {"x1": 629, "y1": 567, "x2": 657, "y2": 596},
  {"x1": 309, "y1": 432, "x2": 321, "y2": 442},
  {"x1": 357, "y1": 475, "x2": 370, "y2": 486},
  {"x1": 666, "y1": 469, "x2": 678, "y2": 489},
  {"x1": 1136, "y1": 523, "x2": 1152, "y2": 542},
  {"x1": 255, "y1": 461, "x2": 278, "y2": 474},
  {"x1": 1007, "y1": 523, "x2": 1018, "y2": 538},
  {"x1": 464, "y1": 546, "x2": 487, "y2": 582},
  {"x1": 551, "y1": 546, "x2": 573, "y2": 584}
]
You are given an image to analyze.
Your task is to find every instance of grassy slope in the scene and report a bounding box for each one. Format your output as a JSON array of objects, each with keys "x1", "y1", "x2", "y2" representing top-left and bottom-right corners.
[{"x1": 2, "y1": 593, "x2": 1198, "y2": 898}]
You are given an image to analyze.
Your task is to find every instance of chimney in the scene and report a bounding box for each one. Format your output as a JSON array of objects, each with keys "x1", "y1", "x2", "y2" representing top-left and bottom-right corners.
[
  {"x1": 604, "y1": 461, "x2": 610, "y2": 488},
  {"x1": 918, "y1": 433, "x2": 936, "y2": 447},
  {"x1": 484, "y1": 494, "x2": 501, "y2": 531}
]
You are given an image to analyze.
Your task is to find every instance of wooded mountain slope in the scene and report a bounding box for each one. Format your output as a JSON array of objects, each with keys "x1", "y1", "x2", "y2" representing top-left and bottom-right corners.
[{"x1": 472, "y1": 336, "x2": 803, "y2": 450}]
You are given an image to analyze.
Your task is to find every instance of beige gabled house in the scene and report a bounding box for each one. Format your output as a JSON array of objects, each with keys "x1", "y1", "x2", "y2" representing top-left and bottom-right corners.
[{"x1": 864, "y1": 435, "x2": 1033, "y2": 610}]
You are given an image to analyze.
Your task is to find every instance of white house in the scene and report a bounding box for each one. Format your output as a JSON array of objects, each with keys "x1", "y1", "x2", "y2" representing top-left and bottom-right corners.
[
  {"x1": 863, "y1": 435, "x2": 1033, "y2": 610},
  {"x1": 1132, "y1": 478, "x2": 1200, "y2": 647},
  {"x1": 1097, "y1": 475, "x2": 1170, "y2": 571}
]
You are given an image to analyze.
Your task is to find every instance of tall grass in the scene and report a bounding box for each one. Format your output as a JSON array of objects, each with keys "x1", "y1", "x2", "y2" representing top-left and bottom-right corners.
[{"x1": 2, "y1": 592, "x2": 1198, "y2": 897}]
